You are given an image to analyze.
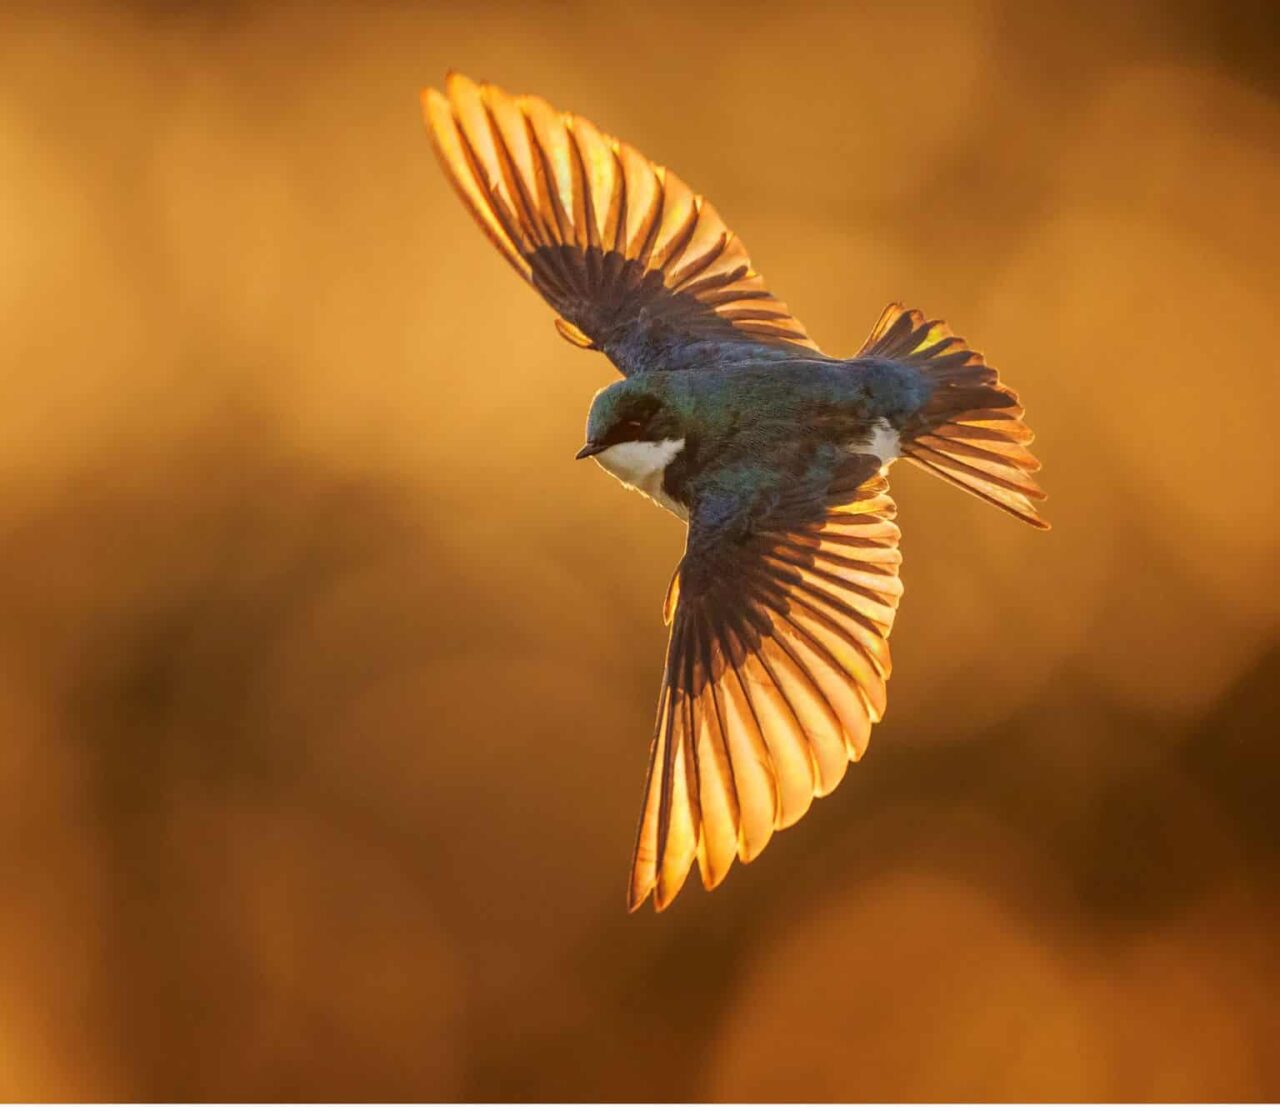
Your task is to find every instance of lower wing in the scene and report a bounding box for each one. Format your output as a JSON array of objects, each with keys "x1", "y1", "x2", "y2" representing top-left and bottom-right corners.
[{"x1": 631, "y1": 462, "x2": 902, "y2": 910}]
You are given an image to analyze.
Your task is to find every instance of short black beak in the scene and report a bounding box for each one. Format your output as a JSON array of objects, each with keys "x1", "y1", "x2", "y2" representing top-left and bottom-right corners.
[{"x1": 575, "y1": 441, "x2": 606, "y2": 460}]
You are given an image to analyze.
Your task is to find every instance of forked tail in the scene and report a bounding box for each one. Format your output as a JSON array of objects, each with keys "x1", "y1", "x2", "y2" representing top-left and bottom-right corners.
[{"x1": 859, "y1": 303, "x2": 1049, "y2": 529}]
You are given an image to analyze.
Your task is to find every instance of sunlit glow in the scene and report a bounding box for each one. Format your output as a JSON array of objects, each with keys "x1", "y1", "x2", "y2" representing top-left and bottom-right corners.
[{"x1": 0, "y1": 0, "x2": 1275, "y2": 1100}]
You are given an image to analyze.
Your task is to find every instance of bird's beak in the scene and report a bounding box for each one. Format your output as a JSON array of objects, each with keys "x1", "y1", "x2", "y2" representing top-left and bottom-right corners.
[{"x1": 575, "y1": 441, "x2": 606, "y2": 460}]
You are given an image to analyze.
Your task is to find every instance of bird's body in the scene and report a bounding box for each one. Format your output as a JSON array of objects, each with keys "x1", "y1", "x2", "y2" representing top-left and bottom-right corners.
[
  {"x1": 586, "y1": 358, "x2": 922, "y2": 521},
  {"x1": 422, "y1": 73, "x2": 1048, "y2": 911}
]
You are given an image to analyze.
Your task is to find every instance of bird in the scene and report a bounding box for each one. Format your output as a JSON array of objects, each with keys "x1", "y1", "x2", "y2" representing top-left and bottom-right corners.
[{"x1": 421, "y1": 73, "x2": 1047, "y2": 912}]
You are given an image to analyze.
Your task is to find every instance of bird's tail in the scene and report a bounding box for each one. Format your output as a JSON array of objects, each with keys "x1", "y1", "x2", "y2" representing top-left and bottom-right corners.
[{"x1": 859, "y1": 303, "x2": 1049, "y2": 529}]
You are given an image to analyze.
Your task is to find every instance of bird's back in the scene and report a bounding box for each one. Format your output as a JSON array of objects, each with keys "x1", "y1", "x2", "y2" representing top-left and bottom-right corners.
[{"x1": 671, "y1": 356, "x2": 928, "y2": 458}]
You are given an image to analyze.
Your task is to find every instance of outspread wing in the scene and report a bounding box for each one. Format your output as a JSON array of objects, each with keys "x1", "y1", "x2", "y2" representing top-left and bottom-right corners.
[
  {"x1": 422, "y1": 72, "x2": 819, "y2": 377},
  {"x1": 630, "y1": 458, "x2": 903, "y2": 911}
]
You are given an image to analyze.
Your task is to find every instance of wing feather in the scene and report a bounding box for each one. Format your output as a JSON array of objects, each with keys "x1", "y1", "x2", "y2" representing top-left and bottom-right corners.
[
  {"x1": 694, "y1": 664, "x2": 741, "y2": 889},
  {"x1": 735, "y1": 643, "x2": 815, "y2": 830},
  {"x1": 714, "y1": 631, "x2": 778, "y2": 862},
  {"x1": 628, "y1": 471, "x2": 903, "y2": 910},
  {"x1": 423, "y1": 73, "x2": 818, "y2": 376}
]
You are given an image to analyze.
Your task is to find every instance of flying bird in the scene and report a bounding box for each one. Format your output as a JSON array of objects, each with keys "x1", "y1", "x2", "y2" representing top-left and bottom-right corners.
[{"x1": 421, "y1": 73, "x2": 1048, "y2": 911}]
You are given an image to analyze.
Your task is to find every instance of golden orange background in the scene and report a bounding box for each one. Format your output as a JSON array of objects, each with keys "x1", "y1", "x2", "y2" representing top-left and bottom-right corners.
[{"x1": 1, "y1": 0, "x2": 1277, "y2": 1099}]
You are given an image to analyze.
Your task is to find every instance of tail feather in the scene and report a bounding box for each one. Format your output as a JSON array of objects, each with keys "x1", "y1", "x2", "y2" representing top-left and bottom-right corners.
[{"x1": 859, "y1": 303, "x2": 1049, "y2": 530}]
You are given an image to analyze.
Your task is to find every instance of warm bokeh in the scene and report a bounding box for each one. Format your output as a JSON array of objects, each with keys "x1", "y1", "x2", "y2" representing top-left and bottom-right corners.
[{"x1": 1, "y1": 0, "x2": 1276, "y2": 1099}]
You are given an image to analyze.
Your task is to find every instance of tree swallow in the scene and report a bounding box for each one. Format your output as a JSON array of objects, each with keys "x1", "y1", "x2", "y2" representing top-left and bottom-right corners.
[{"x1": 422, "y1": 74, "x2": 1048, "y2": 911}]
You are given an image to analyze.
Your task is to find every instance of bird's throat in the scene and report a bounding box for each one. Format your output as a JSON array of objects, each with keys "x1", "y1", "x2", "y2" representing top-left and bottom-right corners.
[{"x1": 592, "y1": 438, "x2": 688, "y2": 520}]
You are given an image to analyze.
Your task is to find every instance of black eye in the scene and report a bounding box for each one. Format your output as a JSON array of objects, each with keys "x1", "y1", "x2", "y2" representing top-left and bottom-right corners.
[{"x1": 616, "y1": 418, "x2": 644, "y2": 438}]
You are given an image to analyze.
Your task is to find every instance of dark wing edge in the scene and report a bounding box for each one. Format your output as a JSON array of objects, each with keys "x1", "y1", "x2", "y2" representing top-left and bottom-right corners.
[
  {"x1": 422, "y1": 72, "x2": 819, "y2": 376},
  {"x1": 630, "y1": 469, "x2": 902, "y2": 911}
]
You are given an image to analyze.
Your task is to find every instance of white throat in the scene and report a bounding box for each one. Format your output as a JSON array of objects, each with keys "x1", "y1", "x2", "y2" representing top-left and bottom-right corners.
[{"x1": 592, "y1": 437, "x2": 687, "y2": 519}]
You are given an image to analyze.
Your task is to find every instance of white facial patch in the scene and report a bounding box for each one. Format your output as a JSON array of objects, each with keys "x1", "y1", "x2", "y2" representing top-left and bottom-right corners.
[{"x1": 593, "y1": 438, "x2": 687, "y2": 519}]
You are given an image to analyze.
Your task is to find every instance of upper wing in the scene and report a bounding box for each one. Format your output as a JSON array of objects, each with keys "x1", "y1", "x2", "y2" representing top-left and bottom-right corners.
[
  {"x1": 422, "y1": 73, "x2": 819, "y2": 377},
  {"x1": 630, "y1": 457, "x2": 902, "y2": 911}
]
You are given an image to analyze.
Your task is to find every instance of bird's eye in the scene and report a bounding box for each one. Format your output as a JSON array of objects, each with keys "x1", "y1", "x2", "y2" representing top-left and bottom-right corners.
[{"x1": 616, "y1": 419, "x2": 644, "y2": 438}]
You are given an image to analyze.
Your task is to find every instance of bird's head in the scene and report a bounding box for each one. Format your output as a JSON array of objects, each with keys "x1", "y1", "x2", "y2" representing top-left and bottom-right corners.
[
  {"x1": 576, "y1": 379, "x2": 687, "y2": 461},
  {"x1": 576, "y1": 378, "x2": 693, "y2": 497}
]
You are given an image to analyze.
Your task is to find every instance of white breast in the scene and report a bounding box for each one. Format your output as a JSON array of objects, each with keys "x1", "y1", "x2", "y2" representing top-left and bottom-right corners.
[{"x1": 593, "y1": 438, "x2": 688, "y2": 520}]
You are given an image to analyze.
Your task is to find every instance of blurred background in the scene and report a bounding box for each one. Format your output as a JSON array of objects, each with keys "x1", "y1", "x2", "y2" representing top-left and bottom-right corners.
[{"x1": 1, "y1": 0, "x2": 1277, "y2": 1099}]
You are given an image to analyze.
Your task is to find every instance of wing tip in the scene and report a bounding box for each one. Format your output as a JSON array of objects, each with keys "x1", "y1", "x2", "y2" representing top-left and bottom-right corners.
[
  {"x1": 420, "y1": 85, "x2": 448, "y2": 127},
  {"x1": 697, "y1": 840, "x2": 736, "y2": 893},
  {"x1": 625, "y1": 880, "x2": 673, "y2": 914},
  {"x1": 431, "y1": 70, "x2": 515, "y2": 115},
  {"x1": 443, "y1": 69, "x2": 474, "y2": 99},
  {"x1": 628, "y1": 867, "x2": 656, "y2": 912}
]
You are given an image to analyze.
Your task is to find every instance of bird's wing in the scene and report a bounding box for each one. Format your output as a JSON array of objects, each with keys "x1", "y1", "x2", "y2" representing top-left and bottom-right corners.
[
  {"x1": 630, "y1": 455, "x2": 902, "y2": 911},
  {"x1": 422, "y1": 73, "x2": 819, "y2": 377}
]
